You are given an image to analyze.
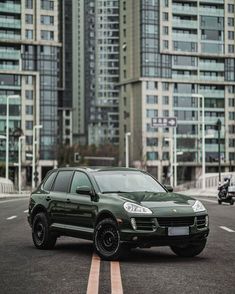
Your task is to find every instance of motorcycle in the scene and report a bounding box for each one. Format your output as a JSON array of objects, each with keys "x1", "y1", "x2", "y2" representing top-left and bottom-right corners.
[{"x1": 218, "y1": 176, "x2": 235, "y2": 205}]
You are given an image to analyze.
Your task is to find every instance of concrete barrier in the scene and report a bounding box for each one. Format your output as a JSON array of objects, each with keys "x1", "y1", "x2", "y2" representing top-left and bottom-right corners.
[{"x1": 0, "y1": 177, "x2": 14, "y2": 194}]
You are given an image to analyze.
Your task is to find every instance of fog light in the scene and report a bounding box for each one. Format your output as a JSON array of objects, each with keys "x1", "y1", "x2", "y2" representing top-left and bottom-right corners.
[
  {"x1": 131, "y1": 218, "x2": 137, "y2": 230},
  {"x1": 205, "y1": 215, "x2": 209, "y2": 227},
  {"x1": 132, "y1": 236, "x2": 138, "y2": 241}
]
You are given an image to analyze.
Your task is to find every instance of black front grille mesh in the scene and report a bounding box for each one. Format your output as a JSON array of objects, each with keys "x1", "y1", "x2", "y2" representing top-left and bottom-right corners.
[
  {"x1": 196, "y1": 215, "x2": 206, "y2": 229},
  {"x1": 135, "y1": 217, "x2": 156, "y2": 231},
  {"x1": 157, "y1": 217, "x2": 195, "y2": 227}
]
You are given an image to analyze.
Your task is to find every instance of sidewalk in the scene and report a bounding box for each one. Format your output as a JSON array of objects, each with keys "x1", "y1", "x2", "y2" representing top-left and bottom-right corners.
[
  {"x1": 0, "y1": 192, "x2": 30, "y2": 199},
  {"x1": 178, "y1": 188, "x2": 217, "y2": 197}
]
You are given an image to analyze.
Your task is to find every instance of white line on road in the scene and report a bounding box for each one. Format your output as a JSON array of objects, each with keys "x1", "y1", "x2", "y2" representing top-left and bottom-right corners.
[
  {"x1": 220, "y1": 226, "x2": 235, "y2": 233},
  {"x1": 86, "y1": 254, "x2": 100, "y2": 294},
  {"x1": 111, "y1": 261, "x2": 123, "y2": 294},
  {"x1": 24, "y1": 210, "x2": 28, "y2": 213},
  {"x1": 6, "y1": 215, "x2": 17, "y2": 220}
]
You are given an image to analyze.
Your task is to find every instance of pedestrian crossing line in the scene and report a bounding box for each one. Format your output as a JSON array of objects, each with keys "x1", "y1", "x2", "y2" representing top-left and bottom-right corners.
[
  {"x1": 111, "y1": 261, "x2": 123, "y2": 294},
  {"x1": 6, "y1": 215, "x2": 17, "y2": 220},
  {"x1": 24, "y1": 210, "x2": 28, "y2": 213},
  {"x1": 219, "y1": 226, "x2": 235, "y2": 233},
  {"x1": 86, "y1": 253, "x2": 101, "y2": 294}
]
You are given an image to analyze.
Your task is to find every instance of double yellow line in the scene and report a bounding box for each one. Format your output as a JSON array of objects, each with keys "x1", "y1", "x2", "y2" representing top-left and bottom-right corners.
[{"x1": 86, "y1": 254, "x2": 123, "y2": 294}]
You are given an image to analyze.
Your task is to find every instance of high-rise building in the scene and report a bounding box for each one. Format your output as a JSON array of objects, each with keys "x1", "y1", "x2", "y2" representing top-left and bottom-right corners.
[
  {"x1": 119, "y1": 0, "x2": 235, "y2": 183},
  {"x1": 0, "y1": 0, "x2": 63, "y2": 183}
]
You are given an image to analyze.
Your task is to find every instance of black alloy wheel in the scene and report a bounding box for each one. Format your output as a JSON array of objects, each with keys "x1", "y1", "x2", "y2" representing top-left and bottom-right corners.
[
  {"x1": 94, "y1": 218, "x2": 123, "y2": 260},
  {"x1": 32, "y1": 212, "x2": 57, "y2": 250}
]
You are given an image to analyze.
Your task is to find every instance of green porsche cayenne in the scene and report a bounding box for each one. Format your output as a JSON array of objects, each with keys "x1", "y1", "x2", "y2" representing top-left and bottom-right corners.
[{"x1": 28, "y1": 167, "x2": 209, "y2": 260}]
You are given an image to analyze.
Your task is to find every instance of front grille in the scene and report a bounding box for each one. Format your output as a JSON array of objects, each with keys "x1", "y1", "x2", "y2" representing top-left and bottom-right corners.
[
  {"x1": 157, "y1": 217, "x2": 195, "y2": 227},
  {"x1": 196, "y1": 215, "x2": 206, "y2": 229},
  {"x1": 135, "y1": 217, "x2": 156, "y2": 231}
]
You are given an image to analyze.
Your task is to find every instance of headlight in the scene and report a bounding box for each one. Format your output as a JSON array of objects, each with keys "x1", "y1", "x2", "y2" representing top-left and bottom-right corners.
[
  {"x1": 192, "y1": 200, "x2": 206, "y2": 212},
  {"x1": 123, "y1": 202, "x2": 152, "y2": 214}
]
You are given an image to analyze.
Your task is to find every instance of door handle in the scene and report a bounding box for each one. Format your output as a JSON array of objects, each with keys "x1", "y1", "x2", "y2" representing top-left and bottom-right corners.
[
  {"x1": 46, "y1": 196, "x2": 51, "y2": 201},
  {"x1": 66, "y1": 198, "x2": 71, "y2": 203}
]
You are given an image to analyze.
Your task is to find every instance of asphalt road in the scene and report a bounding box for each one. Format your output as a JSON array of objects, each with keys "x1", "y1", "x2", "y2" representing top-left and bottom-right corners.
[{"x1": 0, "y1": 196, "x2": 234, "y2": 294}]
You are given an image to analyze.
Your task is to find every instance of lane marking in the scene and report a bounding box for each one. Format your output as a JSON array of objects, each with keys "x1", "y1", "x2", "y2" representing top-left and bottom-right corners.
[
  {"x1": 86, "y1": 254, "x2": 101, "y2": 294},
  {"x1": 6, "y1": 215, "x2": 17, "y2": 220},
  {"x1": 24, "y1": 210, "x2": 28, "y2": 213},
  {"x1": 111, "y1": 261, "x2": 123, "y2": 294},
  {"x1": 220, "y1": 226, "x2": 235, "y2": 233}
]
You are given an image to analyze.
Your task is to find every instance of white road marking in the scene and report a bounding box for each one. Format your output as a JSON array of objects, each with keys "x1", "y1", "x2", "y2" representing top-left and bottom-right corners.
[
  {"x1": 220, "y1": 226, "x2": 235, "y2": 233},
  {"x1": 86, "y1": 254, "x2": 100, "y2": 294},
  {"x1": 111, "y1": 261, "x2": 123, "y2": 294},
  {"x1": 6, "y1": 215, "x2": 17, "y2": 220},
  {"x1": 24, "y1": 210, "x2": 28, "y2": 213}
]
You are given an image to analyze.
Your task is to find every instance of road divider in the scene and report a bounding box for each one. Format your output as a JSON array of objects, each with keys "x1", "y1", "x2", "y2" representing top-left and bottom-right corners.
[
  {"x1": 86, "y1": 254, "x2": 101, "y2": 294},
  {"x1": 111, "y1": 261, "x2": 123, "y2": 294},
  {"x1": 6, "y1": 215, "x2": 17, "y2": 220},
  {"x1": 219, "y1": 226, "x2": 235, "y2": 233}
]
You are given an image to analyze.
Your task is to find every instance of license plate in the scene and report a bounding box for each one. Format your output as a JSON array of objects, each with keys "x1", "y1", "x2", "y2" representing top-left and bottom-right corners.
[{"x1": 168, "y1": 227, "x2": 189, "y2": 236}]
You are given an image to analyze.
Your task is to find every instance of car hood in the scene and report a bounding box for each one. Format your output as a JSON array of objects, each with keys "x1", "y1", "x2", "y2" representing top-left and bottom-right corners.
[{"x1": 118, "y1": 192, "x2": 196, "y2": 214}]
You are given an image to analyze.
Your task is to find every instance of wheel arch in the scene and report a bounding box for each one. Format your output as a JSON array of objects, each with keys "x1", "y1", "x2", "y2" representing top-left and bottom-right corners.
[
  {"x1": 31, "y1": 204, "x2": 48, "y2": 223},
  {"x1": 95, "y1": 210, "x2": 117, "y2": 227}
]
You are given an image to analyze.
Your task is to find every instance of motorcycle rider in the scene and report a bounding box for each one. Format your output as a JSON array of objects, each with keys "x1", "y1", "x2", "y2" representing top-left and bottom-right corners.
[{"x1": 218, "y1": 176, "x2": 230, "y2": 199}]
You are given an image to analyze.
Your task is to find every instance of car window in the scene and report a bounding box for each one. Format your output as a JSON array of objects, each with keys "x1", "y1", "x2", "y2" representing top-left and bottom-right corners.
[
  {"x1": 70, "y1": 171, "x2": 92, "y2": 194},
  {"x1": 52, "y1": 171, "x2": 73, "y2": 193},
  {"x1": 43, "y1": 171, "x2": 57, "y2": 191}
]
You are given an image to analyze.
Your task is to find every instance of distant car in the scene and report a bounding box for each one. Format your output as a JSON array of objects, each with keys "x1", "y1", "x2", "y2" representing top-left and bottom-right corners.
[{"x1": 28, "y1": 167, "x2": 209, "y2": 260}]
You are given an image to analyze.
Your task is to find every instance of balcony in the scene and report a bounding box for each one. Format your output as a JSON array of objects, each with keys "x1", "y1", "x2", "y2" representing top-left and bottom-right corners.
[
  {"x1": 0, "y1": 50, "x2": 21, "y2": 60},
  {"x1": 172, "y1": 5, "x2": 197, "y2": 15},
  {"x1": 173, "y1": 19, "x2": 198, "y2": 29},
  {"x1": 199, "y1": 89, "x2": 224, "y2": 98},
  {"x1": 0, "y1": 3, "x2": 21, "y2": 13},
  {"x1": 0, "y1": 18, "x2": 21, "y2": 29},
  {"x1": 0, "y1": 64, "x2": 19, "y2": 70},
  {"x1": 0, "y1": 33, "x2": 21, "y2": 41},
  {"x1": 199, "y1": 75, "x2": 224, "y2": 82},
  {"x1": 199, "y1": 8, "x2": 224, "y2": 17},
  {"x1": 199, "y1": 62, "x2": 224, "y2": 71},
  {"x1": 172, "y1": 33, "x2": 198, "y2": 42},
  {"x1": 206, "y1": 144, "x2": 225, "y2": 152},
  {"x1": 172, "y1": 74, "x2": 198, "y2": 80},
  {"x1": 205, "y1": 116, "x2": 224, "y2": 125},
  {"x1": 199, "y1": 0, "x2": 224, "y2": 3}
]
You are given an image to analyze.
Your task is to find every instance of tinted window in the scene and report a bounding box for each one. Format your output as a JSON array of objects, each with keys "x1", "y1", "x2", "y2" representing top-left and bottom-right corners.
[
  {"x1": 43, "y1": 171, "x2": 57, "y2": 191},
  {"x1": 70, "y1": 172, "x2": 92, "y2": 194},
  {"x1": 53, "y1": 171, "x2": 73, "y2": 192}
]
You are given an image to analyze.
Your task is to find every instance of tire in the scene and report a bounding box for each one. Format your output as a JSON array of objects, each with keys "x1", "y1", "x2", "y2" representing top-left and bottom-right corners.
[
  {"x1": 170, "y1": 240, "x2": 207, "y2": 257},
  {"x1": 94, "y1": 218, "x2": 124, "y2": 260},
  {"x1": 218, "y1": 199, "x2": 222, "y2": 205},
  {"x1": 32, "y1": 212, "x2": 57, "y2": 250},
  {"x1": 230, "y1": 199, "x2": 234, "y2": 205}
]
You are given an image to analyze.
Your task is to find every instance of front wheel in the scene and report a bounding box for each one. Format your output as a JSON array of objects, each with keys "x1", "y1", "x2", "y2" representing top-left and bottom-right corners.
[
  {"x1": 230, "y1": 199, "x2": 234, "y2": 205},
  {"x1": 170, "y1": 240, "x2": 207, "y2": 257},
  {"x1": 32, "y1": 212, "x2": 57, "y2": 249},
  {"x1": 218, "y1": 199, "x2": 222, "y2": 205},
  {"x1": 94, "y1": 218, "x2": 124, "y2": 260}
]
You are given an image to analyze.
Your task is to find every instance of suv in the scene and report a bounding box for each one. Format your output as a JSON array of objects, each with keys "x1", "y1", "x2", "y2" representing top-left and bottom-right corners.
[{"x1": 28, "y1": 167, "x2": 209, "y2": 260}]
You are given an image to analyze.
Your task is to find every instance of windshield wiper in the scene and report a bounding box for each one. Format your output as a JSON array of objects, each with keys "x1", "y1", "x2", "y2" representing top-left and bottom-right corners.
[{"x1": 101, "y1": 191, "x2": 134, "y2": 194}]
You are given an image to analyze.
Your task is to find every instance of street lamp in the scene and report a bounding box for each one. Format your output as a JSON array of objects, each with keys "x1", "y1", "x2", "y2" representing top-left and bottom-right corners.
[
  {"x1": 164, "y1": 137, "x2": 173, "y2": 186},
  {"x1": 0, "y1": 135, "x2": 6, "y2": 175},
  {"x1": 18, "y1": 136, "x2": 25, "y2": 194},
  {"x1": 6, "y1": 95, "x2": 20, "y2": 179},
  {"x1": 125, "y1": 132, "x2": 131, "y2": 168},
  {"x1": 216, "y1": 119, "x2": 222, "y2": 182},
  {"x1": 192, "y1": 94, "x2": 205, "y2": 190},
  {"x1": 32, "y1": 125, "x2": 42, "y2": 189}
]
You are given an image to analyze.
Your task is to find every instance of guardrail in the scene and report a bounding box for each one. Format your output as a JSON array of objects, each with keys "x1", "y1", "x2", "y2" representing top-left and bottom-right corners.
[{"x1": 0, "y1": 177, "x2": 14, "y2": 194}]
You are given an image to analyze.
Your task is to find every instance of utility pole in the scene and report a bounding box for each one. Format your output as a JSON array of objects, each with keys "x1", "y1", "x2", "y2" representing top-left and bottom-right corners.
[{"x1": 216, "y1": 119, "x2": 222, "y2": 182}]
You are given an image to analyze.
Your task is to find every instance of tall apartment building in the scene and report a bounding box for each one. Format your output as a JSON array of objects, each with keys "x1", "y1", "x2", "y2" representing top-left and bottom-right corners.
[
  {"x1": 0, "y1": 0, "x2": 63, "y2": 184},
  {"x1": 119, "y1": 0, "x2": 235, "y2": 183}
]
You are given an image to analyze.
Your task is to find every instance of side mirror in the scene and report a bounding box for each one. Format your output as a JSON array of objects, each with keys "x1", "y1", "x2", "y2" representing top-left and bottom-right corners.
[
  {"x1": 164, "y1": 185, "x2": 173, "y2": 192},
  {"x1": 76, "y1": 186, "x2": 92, "y2": 195}
]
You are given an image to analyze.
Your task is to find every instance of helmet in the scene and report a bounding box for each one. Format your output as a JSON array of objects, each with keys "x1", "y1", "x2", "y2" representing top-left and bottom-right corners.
[{"x1": 224, "y1": 177, "x2": 229, "y2": 181}]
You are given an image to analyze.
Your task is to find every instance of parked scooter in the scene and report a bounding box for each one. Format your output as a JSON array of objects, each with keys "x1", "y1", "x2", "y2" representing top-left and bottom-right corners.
[{"x1": 218, "y1": 176, "x2": 235, "y2": 205}]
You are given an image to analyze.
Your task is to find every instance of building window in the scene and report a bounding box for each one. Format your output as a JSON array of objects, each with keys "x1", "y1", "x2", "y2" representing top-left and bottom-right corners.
[
  {"x1": 228, "y1": 31, "x2": 234, "y2": 40},
  {"x1": 26, "y1": 136, "x2": 33, "y2": 145},
  {"x1": 146, "y1": 137, "x2": 158, "y2": 147},
  {"x1": 162, "y1": 82, "x2": 169, "y2": 91},
  {"x1": 26, "y1": 76, "x2": 33, "y2": 85},
  {"x1": 65, "y1": 119, "x2": 70, "y2": 126},
  {"x1": 163, "y1": 152, "x2": 169, "y2": 160},
  {"x1": 26, "y1": 90, "x2": 33, "y2": 100},
  {"x1": 229, "y1": 112, "x2": 235, "y2": 120},
  {"x1": 163, "y1": 110, "x2": 169, "y2": 117},
  {"x1": 26, "y1": 121, "x2": 33, "y2": 130},
  {"x1": 163, "y1": 40, "x2": 169, "y2": 49},
  {"x1": 25, "y1": 14, "x2": 33, "y2": 24},
  {"x1": 41, "y1": 15, "x2": 54, "y2": 25},
  {"x1": 146, "y1": 81, "x2": 158, "y2": 90},
  {"x1": 26, "y1": 105, "x2": 33, "y2": 115},
  {"x1": 147, "y1": 152, "x2": 158, "y2": 161},
  {"x1": 41, "y1": 0, "x2": 54, "y2": 10},
  {"x1": 163, "y1": 12, "x2": 168, "y2": 21},
  {"x1": 164, "y1": 0, "x2": 169, "y2": 7},
  {"x1": 229, "y1": 98, "x2": 235, "y2": 107},
  {"x1": 229, "y1": 153, "x2": 235, "y2": 161},
  {"x1": 228, "y1": 45, "x2": 235, "y2": 53},
  {"x1": 163, "y1": 26, "x2": 168, "y2": 35},
  {"x1": 228, "y1": 4, "x2": 234, "y2": 13},
  {"x1": 163, "y1": 96, "x2": 169, "y2": 105},
  {"x1": 228, "y1": 17, "x2": 234, "y2": 26},
  {"x1": 26, "y1": 0, "x2": 33, "y2": 9},
  {"x1": 26, "y1": 29, "x2": 33, "y2": 40},
  {"x1": 41, "y1": 30, "x2": 54, "y2": 40},
  {"x1": 146, "y1": 109, "x2": 158, "y2": 118},
  {"x1": 146, "y1": 95, "x2": 158, "y2": 104}
]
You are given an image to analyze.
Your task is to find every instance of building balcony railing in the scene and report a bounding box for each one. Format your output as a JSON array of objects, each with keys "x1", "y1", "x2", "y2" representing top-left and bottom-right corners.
[
  {"x1": 205, "y1": 116, "x2": 224, "y2": 125},
  {"x1": 0, "y1": 3, "x2": 21, "y2": 13},
  {"x1": 173, "y1": 19, "x2": 198, "y2": 29},
  {"x1": 199, "y1": 62, "x2": 224, "y2": 71},
  {"x1": 206, "y1": 144, "x2": 225, "y2": 152},
  {"x1": 172, "y1": 5, "x2": 198, "y2": 15},
  {"x1": 199, "y1": 75, "x2": 224, "y2": 82},
  {"x1": 0, "y1": 50, "x2": 21, "y2": 60},
  {"x1": 199, "y1": 89, "x2": 224, "y2": 98},
  {"x1": 172, "y1": 33, "x2": 198, "y2": 42},
  {"x1": 172, "y1": 74, "x2": 198, "y2": 80},
  {"x1": 199, "y1": 8, "x2": 224, "y2": 16},
  {"x1": 0, "y1": 19, "x2": 21, "y2": 29},
  {"x1": 0, "y1": 64, "x2": 19, "y2": 70},
  {"x1": 0, "y1": 33, "x2": 21, "y2": 40},
  {"x1": 199, "y1": 0, "x2": 224, "y2": 4}
]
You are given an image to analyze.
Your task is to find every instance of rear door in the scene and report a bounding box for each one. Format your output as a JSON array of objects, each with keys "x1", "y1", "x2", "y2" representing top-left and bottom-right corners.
[
  {"x1": 64, "y1": 171, "x2": 96, "y2": 229},
  {"x1": 49, "y1": 170, "x2": 74, "y2": 224}
]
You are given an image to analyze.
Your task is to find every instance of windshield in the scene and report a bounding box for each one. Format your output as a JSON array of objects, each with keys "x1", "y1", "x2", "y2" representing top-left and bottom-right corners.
[{"x1": 93, "y1": 171, "x2": 166, "y2": 193}]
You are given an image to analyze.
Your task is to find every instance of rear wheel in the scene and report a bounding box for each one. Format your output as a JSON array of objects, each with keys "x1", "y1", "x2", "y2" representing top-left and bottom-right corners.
[
  {"x1": 170, "y1": 240, "x2": 207, "y2": 257},
  {"x1": 230, "y1": 199, "x2": 234, "y2": 205},
  {"x1": 32, "y1": 212, "x2": 57, "y2": 249},
  {"x1": 94, "y1": 218, "x2": 125, "y2": 260},
  {"x1": 218, "y1": 199, "x2": 222, "y2": 205}
]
